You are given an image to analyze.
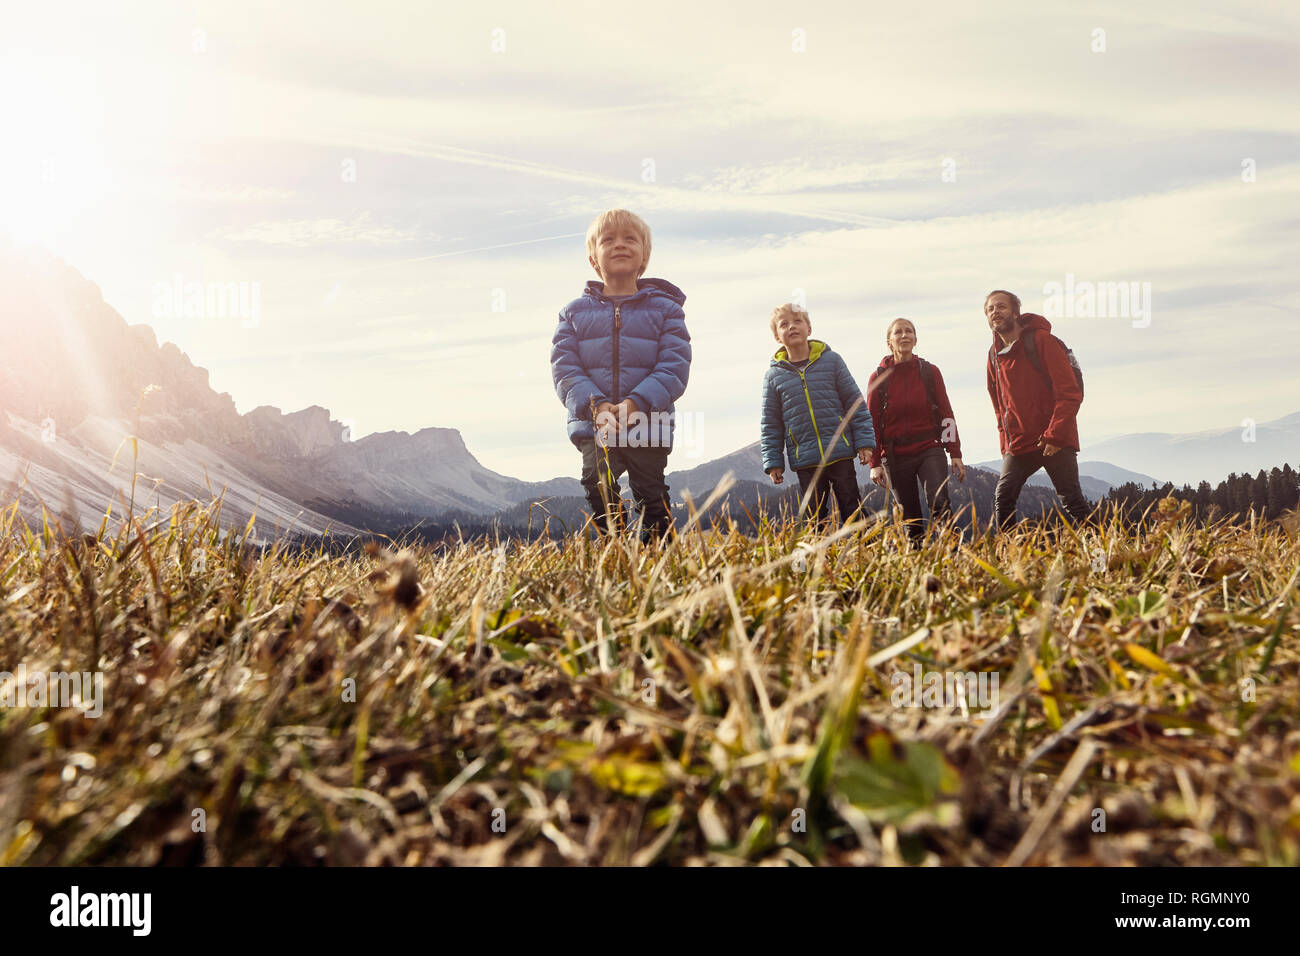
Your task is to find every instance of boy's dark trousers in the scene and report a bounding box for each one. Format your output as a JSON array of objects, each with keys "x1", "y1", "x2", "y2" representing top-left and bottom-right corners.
[
  {"x1": 885, "y1": 445, "x2": 951, "y2": 546},
  {"x1": 794, "y1": 458, "x2": 862, "y2": 527},
  {"x1": 994, "y1": 447, "x2": 1092, "y2": 530},
  {"x1": 578, "y1": 439, "x2": 673, "y2": 540}
]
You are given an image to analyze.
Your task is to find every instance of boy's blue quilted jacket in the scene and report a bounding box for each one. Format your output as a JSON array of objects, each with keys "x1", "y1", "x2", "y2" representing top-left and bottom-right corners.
[
  {"x1": 550, "y1": 278, "x2": 691, "y2": 449},
  {"x1": 760, "y1": 340, "x2": 876, "y2": 471}
]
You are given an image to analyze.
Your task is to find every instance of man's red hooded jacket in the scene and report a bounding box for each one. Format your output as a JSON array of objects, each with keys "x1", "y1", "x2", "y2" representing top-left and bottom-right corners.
[{"x1": 986, "y1": 314, "x2": 1082, "y2": 457}]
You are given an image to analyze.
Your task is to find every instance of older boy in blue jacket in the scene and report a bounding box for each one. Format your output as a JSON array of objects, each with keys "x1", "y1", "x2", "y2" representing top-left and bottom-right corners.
[
  {"x1": 761, "y1": 304, "x2": 875, "y2": 527},
  {"x1": 550, "y1": 209, "x2": 691, "y2": 542}
]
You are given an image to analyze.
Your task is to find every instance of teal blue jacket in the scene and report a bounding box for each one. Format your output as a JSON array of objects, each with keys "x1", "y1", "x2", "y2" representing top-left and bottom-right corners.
[{"x1": 760, "y1": 340, "x2": 876, "y2": 472}]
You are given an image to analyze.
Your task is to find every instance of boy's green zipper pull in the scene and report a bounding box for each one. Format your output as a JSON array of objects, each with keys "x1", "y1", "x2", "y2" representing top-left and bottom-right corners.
[
  {"x1": 613, "y1": 303, "x2": 621, "y2": 403},
  {"x1": 798, "y1": 370, "x2": 827, "y2": 462}
]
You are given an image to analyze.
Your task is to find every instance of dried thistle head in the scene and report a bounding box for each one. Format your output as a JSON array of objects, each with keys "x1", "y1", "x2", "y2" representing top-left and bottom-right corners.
[
  {"x1": 1155, "y1": 496, "x2": 1192, "y2": 524},
  {"x1": 375, "y1": 549, "x2": 423, "y2": 611},
  {"x1": 323, "y1": 597, "x2": 363, "y2": 638},
  {"x1": 64, "y1": 532, "x2": 99, "y2": 560}
]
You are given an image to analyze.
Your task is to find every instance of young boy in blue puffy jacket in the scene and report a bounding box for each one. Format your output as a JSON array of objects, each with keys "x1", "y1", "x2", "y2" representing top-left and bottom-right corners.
[
  {"x1": 550, "y1": 209, "x2": 691, "y2": 542},
  {"x1": 761, "y1": 304, "x2": 875, "y2": 527}
]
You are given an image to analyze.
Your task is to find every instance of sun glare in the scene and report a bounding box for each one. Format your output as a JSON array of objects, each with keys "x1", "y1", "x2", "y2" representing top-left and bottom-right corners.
[{"x1": 0, "y1": 51, "x2": 109, "y2": 251}]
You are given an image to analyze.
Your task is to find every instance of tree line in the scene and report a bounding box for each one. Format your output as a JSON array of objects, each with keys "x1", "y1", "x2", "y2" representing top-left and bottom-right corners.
[{"x1": 1104, "y1": 463, "x2": 1299, "y2": 523}]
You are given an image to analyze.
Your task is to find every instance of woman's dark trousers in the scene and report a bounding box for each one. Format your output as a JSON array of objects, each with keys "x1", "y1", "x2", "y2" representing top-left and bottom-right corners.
[{"x1": 885, "y1": 445, "x2": 951, "y2": 546}]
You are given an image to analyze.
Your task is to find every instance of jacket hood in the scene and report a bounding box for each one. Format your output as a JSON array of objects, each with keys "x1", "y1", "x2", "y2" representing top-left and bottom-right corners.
[
  {"x1": 992, "y1": 312, "x2": 1051, "y2": 347},
  {"x1": 771, "y1": 339, "x2": 828, "y2": 365},
  {"x1": 583, "y1": 277, "x2": 686, "y2": 305}
]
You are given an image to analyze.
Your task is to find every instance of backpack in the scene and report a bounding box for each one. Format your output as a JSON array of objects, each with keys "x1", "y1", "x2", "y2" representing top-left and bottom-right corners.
[
  {"x1": 989, "y1": 328, "x2": 1084, "y2": 398},
  {"x1": 874, "y1": 358, "x2": 944, "y2": 459}
]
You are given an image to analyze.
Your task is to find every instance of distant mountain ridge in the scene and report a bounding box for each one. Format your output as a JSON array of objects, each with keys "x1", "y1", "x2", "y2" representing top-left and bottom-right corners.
[
  {"x1": 690, "y1": 443, "x2": 1161, "y2": 503},
  {"x1": 668, "y1": 443, "x2": 769, "y2": 496},
  {"x1": 1078, "y1": 413, "x2": 1300, "y2": 486}
]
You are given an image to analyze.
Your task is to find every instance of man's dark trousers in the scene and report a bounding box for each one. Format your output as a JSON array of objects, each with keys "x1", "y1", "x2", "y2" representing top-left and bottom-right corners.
[
  {"x1": 795, "y1": 457, "x2": 862, "y2": 528},
  {"x1": 578, "y1": 439, "x2": 673, "y2": 539},
  {"x1": 994, "y1": 447, "x2": 1092, "y2": 529}
]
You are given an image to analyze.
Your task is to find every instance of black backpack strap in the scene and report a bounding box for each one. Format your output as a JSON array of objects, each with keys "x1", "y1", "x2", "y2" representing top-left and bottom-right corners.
[
  {"x1": 1036, "y1": 332, "x2": 1083, "y2": 398},
  {"x1": 1019, "y1": 328, "x2": 1055, "y2": 394},
  {"x1": 917, "y1": 359, "x2": 943, "y2": 437},
  {"x1": 873, "y1": 365, "x2": 890, "y2": 456},
  {"x1": 874, "y1": 365, "x2": 891, "y2": 407},
  {"x1": 989, "y1": 343, "x2": 1007, "y2": 430}
]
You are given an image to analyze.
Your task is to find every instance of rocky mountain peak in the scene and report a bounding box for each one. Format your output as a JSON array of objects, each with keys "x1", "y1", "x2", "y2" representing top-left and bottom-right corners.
[{"x1": 244, "y1": 404, "x2": 344, "y2": 459}]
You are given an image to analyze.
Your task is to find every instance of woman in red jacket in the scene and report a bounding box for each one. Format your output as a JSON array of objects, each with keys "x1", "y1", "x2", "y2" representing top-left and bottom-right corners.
[{"x1": 867, "y1": 318, "x2": 966, "y2": 546}]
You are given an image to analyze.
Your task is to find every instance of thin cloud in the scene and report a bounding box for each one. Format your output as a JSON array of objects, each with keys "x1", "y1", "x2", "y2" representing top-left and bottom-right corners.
[
  {"x1": 307, "y1": 129, "x2": 907, "y2": 229},
  {"x1": 221, "y1": 214, "x2": 431, "y2": 246}
]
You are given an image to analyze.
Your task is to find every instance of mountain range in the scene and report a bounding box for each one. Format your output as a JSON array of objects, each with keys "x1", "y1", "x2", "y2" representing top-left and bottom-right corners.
[
  {"x1": 676, "y1": 445, "x2": 1149, "y2": 503},
  {"x1": 1076, "y1": 415, "x2": 1300, "y2": 487},
  {"x1": 0, "y1": 242, "x2": 1290, "y2": 541},
  {"x1": 0, "y1": 244, "x2": 578, "y2": 540}
]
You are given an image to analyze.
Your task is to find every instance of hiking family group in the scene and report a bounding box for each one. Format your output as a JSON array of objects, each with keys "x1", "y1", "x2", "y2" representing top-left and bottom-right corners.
[{"x1": 551, "y1": 209, "x2": 1093, "y2": 546}]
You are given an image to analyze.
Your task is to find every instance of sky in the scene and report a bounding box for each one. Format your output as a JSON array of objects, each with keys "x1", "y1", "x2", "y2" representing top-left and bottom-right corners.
[{"x1": 2, "y1": 0, "x2": 1297, "y2": 481}]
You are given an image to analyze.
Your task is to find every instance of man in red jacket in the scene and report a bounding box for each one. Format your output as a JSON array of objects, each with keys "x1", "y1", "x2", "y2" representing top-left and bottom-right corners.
[{"x1": 985, "y1": 290, "x2": 1092, "y2": 530}]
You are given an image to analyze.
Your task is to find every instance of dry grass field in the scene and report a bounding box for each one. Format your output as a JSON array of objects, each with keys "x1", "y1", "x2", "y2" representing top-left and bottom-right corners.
[{"x1": 1, "y1": 486, "x2": 1297, "y2": 866}]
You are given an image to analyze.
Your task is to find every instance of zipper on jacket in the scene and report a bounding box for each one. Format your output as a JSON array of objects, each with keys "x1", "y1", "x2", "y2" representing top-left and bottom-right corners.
[
  {"x1": 613, "y1": 304, "x2": 621, "y2": 403},
  {"x1": 798, "y1": 370, "x2": 827, "y2": 462}
]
